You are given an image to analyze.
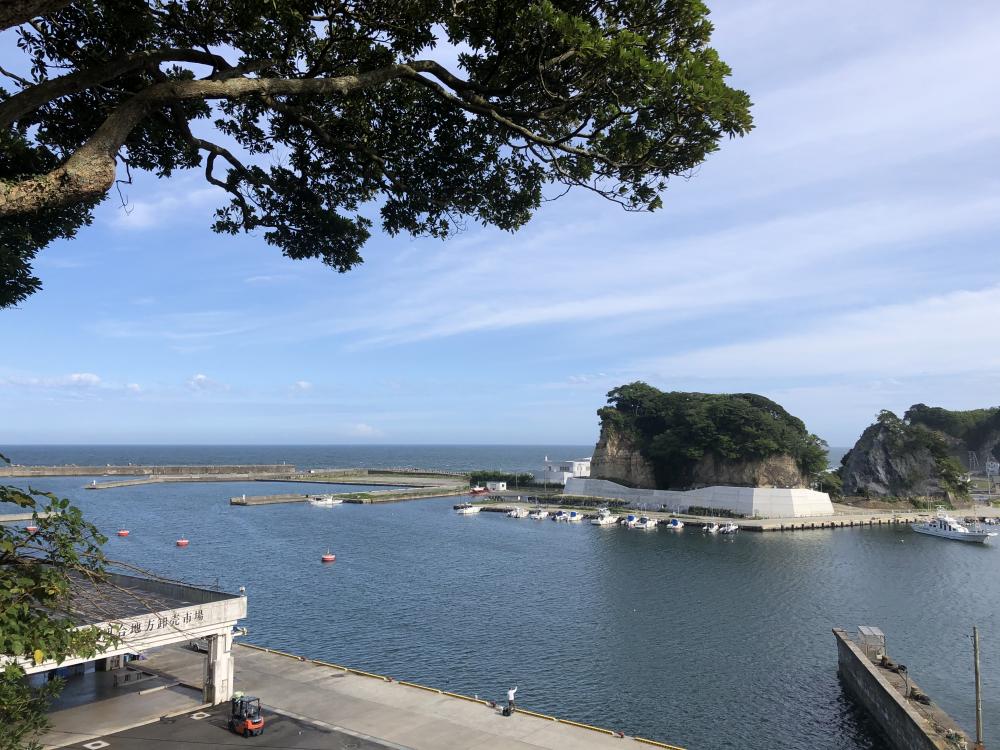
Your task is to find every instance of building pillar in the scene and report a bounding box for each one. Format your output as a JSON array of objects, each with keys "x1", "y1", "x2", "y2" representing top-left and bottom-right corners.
[{"x1": 203, "y1": 630, "x2": 234, "y2": 705}]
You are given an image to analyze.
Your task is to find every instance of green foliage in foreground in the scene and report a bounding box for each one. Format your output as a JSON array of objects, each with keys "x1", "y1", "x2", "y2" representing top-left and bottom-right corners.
[
  {"x1": 599, "y1": 382, "x2": 828, "y2": 489},
  {"x1": 1, "y1": 454, "x2": 116, "y2": 750}
]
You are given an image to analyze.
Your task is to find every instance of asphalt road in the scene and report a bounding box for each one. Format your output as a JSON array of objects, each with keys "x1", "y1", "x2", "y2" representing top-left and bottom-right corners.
[{"x1": 60, "y1": 704, "x2": 397, "y2": 750}]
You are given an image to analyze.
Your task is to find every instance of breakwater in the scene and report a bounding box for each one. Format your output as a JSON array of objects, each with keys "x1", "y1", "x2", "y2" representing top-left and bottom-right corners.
[
  {"x1": 834, "y1": 628, "x2": 972, "y2": 750},
  {"x1": 1, "y1": 464, "x2": 296, "y2": 478}
]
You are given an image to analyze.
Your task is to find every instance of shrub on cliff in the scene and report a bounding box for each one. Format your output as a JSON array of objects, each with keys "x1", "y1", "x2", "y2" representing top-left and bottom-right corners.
[{"x1": 598, "y1": 382, "x2": 828, "y2": 489}]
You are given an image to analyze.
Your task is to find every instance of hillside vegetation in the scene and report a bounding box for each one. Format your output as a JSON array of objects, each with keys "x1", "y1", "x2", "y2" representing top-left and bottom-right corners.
[{"x1": 597, "y1": 382, "x2": 828, "y2": 489}]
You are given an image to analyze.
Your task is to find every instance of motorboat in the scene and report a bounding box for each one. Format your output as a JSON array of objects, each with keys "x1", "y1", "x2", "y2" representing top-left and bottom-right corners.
[
  {"x1": 470, "y1": 485, "x2": 489, "y2": 495},
  {"x1": 634, "y1": 516, "x2": 657, "y2": 530},
  {"x1": 552, "y1": 510, "x2": 568, "y2": 521},
  {"x1": 591, "y1": 508, "x2": 619, "y2": 525},
  {"x1": 702, "y1": 523, "x2": 720, "y2": 533},
  {"x1": 507, "y1": 507, "x2": 529, "y2": 518},
  {"x1": 566, "y1": 510, "x2": 585, "y2": 522},
  {"x1": 663, "y1": 518, "x2": 684, "y2": 530},
  {"x1": 455, "y1": 503, "x2": 482, "y2": 515},
  {"x1": 719, "y1": 522, "x2": 739, "y2": 534},
  {"x1": 310, "y1": 495, "x2": 343, "y2": 506},
  {"x1": 622, "y1": 514, "x2": 639, "y2": 528},
  {"x1": 528, "y1": 509, "x2": 549, "y2": 520},
  {"x1": 912, "y1": 508, "x2": 996, "y2": 544}
]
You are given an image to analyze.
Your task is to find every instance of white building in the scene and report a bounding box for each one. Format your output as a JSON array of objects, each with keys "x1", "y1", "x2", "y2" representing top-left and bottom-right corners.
[
  {"x1": 486, "y1": 480, "x2": 507, "y2": 492},
  {"x1": 534, "y1": 457, "x2": 592, "y2": 486}
]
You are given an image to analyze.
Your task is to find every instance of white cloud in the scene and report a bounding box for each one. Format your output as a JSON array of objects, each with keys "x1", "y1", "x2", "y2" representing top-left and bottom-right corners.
[
  {"x1": 126, "y1": 383, "x2": 142, "y2": 393},
  {"x1": 186, "y1": 373, "x2": 228, "y2": 391},
  {"x1": 292, "y1": 380, "x2": 312, "y2": 391},
  {"x1": 638, "y1": 285, "x2": 1000, "y2": 380},
  {"x1": 108, "y1": 186, "x2": 219, "y2": 230},
  {"x1": 349, "y1": 423, "x2": 380, "y2": 437}
]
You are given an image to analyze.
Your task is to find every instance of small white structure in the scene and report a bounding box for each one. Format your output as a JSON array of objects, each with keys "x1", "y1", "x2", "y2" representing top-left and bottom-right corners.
[
  {"x1": 486, "y1": 481, "x2": 507, "y2": 492},
  {"x1": 564, "y1": 478, "x2": 834, "y2": 518},
  {"x1": 534, "y1": 456, "x2": 591, "y2": 486}
]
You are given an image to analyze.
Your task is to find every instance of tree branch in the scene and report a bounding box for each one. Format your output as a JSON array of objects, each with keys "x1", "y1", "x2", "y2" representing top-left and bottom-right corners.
[{"x1": 0, "y1": 0, "x2": 71, "y2": 31}]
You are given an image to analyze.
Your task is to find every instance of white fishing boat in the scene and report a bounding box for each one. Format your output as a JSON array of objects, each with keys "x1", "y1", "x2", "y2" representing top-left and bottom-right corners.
[
  {"x1": 455, "y1": 503, "x2": 482, "y2": 515},
  {"x1": 528, "y1": 509, "x2": 549, "y2": 520},
  {"x1": 634, "y1": 516, "x2": 657, "y2": 530},
  {"x1": 552, "y1": 510, "x2": 569, "y2": 522},
  {"x1": 566, "y1": 510, "x2": 585, "y2": 522},
  {"x1": 310, "y1": 495, "x2": 343, "y2": 506},
  {"x1": 622, "y1": 514, "x2": 640, "y2": 528},
  {"x1": 702, "y1": 522, "x2": 720, "y2": 533},
  {"x1": 719, "y1": 522, "x2": 739, "y2": 535},
  {"x1": 507, "y1": 507, "x2": 529, "y2": 518},
  {"x1": 591, "y1": 508, "x2": 619, "y2": 525},
  {"x1": 912, "y1": 508, "x2": 996, "y2": 544},
  {"x1": 663, "y1": 518, "x2": 684, "y2": 530}
]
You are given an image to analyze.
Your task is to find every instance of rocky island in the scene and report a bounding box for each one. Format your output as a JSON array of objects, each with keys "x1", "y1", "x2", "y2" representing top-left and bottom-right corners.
[
  {"x1": 840, "y1": 404, "x2": 1000, "y2": 503},
  {"x1": 591, "y1": 382, "x2": 829, "y2": 490}
]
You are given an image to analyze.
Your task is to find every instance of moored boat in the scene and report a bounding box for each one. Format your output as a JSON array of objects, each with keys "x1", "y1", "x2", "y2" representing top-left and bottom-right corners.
[
  {"x1": 634, "y1": 516, "x2": 657, "y2": 530},
  {"x1": 310, "y1": 495, "x2": 342, "y2": 506},
  {"x1": 507, "y1": 507, "x2": 529, "y2": 518},
  {"x1": 719, "y1": 522, "x2": 739, "y2": 535},
  {"x1": 703, "y1": 523, "x2": 720, "y2": 533},
  {"x1": 528, "y1": 509, "x2": 549, "y2": 520},
  {"x1": 622, "y1": 514, "x2": 639, "y2": 528},
  {"x1": 912, "y1": 508, "x2": 996, "y2": 544},
  {"x1": 591, "y1": 508, "x2": 619, "y2": 525},
  {"x1": 455, "y1": 503, "x2": 482, "y2": 515},
  {"x1": 663, "y1": 518, "x2": 684, "y2": 530},
  {"x1": 566, "y1": 510, "x2": 585, "y2": 522}
]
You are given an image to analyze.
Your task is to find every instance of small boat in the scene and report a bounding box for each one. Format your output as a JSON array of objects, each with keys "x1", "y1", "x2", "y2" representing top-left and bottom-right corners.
[
  {"x1": 912, "y1": 508, "x2": 997, "y2": 544},
  {"x1": 634, "y1": 516, "x2": 657, "y2": 530},
  {"x1": 702, "y1": 523, "x2": 720, "y2": 534},
  {"x1": 591, "y1": 508, "x2": 619, "y2": 526},
  {"x1": 622, "y1": 514, "x2": 639, "y2": 528},
  {"x1": 117, "y1": 529, "x2": 130, "y2": 537},
  {"x1": 719, "y1": 522, "x2": 739, "y2": 535},
  {"x1": 552, "y1": 510, "x2": 569, "y2": 522},
  {"x1": 310, "y1": 495, "x2": 343, "y2": 506},
  {"x1": 321, "y1": 550, "x2": 336, "y2": 563},
  {"x1": 507, "y1": 507, "x2": 529, "y2": 518},
  {"x1": 470, "y1": 485, "x2": 489, "y2": 495},
  {"x1": 25, "y1": 525, "x2": 38, "y2": 534},
  {"x1": 566, "y1": 510, "x2": 585, "y2": 522},
  {"x1": 176, "y1": 538, "x2": 190, "y2": 547},
  {"x1": 663, "y1": 518, "x2": 684, "y2": 530},
  {"x1": 454, "y1": 503, "x2": 482, "y2": 515},
  {"x1": 528, "y1": 509, "x2": 549, "y2": 520}
]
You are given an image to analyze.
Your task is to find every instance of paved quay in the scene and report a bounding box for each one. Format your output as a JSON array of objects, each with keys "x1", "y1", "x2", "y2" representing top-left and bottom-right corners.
[{"x1": 140, "y1": 643, "x2": 683, "y2": 750}]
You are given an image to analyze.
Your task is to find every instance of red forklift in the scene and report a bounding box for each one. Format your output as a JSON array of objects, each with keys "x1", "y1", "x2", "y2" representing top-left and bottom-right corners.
[{"x1": 228, "y1": 693, "x2": 265, "y2": 737}]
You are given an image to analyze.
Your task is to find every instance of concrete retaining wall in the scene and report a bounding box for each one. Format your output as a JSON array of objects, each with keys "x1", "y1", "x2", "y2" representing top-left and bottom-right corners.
[{"x1": 564, "y1": 478, "x2": 833, "y2": 518}]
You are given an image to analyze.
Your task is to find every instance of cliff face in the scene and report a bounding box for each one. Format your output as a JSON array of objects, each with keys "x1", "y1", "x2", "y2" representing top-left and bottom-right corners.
[
  {"x1": 590, "y1": 422, "x2": 809, "y2": 489},
  {"x1": 840, "y1": 422, "x2": 947, "y2": 497},
  {"x1": 590, "y1": 423, "x2": 657, "y2": 488}
]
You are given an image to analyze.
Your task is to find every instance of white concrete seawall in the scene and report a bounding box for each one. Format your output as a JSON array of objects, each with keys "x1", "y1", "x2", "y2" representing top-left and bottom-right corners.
[{"x1": 564, "y1": 478, "x2": 834, "y2": 518}]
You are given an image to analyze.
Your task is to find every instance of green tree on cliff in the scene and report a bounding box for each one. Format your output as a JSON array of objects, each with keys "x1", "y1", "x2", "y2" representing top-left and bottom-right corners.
[{"x1": 0, "y1": 0, "x2": 751, "y2": 308}]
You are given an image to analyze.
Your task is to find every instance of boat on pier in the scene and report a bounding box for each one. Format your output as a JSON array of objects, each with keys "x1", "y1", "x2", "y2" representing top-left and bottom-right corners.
[{"x1": 912, "y1": 507, "x2": 996, "y2": 544}]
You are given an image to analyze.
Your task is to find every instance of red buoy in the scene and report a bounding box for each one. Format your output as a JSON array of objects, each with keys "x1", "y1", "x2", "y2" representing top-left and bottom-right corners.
[
  {"x1": 117, "y1": 529, "x2": 130, "y2": 537},
  {"x1": 321, "y1": 551, "x2": 336, "y2": 563},
  {"x1": 25, "y1": 525, "x2": 38, "y2": 533},
  {"x1": 176, "y1": 538, "x2": 189, "y2": 547}
]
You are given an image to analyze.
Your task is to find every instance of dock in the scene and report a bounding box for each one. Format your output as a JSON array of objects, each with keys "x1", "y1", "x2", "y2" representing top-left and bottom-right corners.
[{"x1": 137, "y1": 642, "x2": 685, "y2": 750}]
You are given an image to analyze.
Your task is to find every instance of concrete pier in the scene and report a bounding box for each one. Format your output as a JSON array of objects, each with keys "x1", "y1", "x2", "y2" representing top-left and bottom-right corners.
[
  {"x1": 2, "y1": 464, "x2": 297, "y2": 478},
  {"x1": 833, "y1": 628, "x2": 973, "y2": 750},
  {"x1": 139, "y1": 642, "x2": 685, "y2": 750}
]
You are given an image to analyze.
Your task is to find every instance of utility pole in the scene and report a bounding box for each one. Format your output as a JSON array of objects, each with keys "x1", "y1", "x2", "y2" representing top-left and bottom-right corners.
[{"x1": 974, "y1": 625, "x2": 985, "y2": 750}]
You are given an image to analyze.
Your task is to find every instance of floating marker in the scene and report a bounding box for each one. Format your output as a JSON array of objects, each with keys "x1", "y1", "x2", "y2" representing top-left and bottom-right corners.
[
  {"x1": 26, "y1": 525, "x2": 38, "y2": 533},
  {"x1": 176, "y1": 538, "x2": 189, "y2": 547},
  {"x1": 321, "y1": 550, "x2": 336, "y2": 563},
  {"x1": 117, "y1": 529, "x2": 130, "y2": 537}
]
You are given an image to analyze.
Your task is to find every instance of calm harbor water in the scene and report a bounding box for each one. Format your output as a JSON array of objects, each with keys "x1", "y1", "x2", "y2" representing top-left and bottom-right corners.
[{"x1": 2, "y1": 446, "x2": 990, "y2": 749}]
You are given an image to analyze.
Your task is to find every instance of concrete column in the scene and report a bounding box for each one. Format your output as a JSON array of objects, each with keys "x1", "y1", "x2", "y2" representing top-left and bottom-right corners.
[{"x1": 203, "y1": 630, "x2": 234, "y2": 705}]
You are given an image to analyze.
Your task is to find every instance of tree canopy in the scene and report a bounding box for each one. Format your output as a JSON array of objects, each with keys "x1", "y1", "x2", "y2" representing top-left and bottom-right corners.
[
  {"x1": 599, "y1": 382, "x2": 828, "y2": 488},
  {"x1": 0, "y1": 0, "x2": 752, "y2": 308}
]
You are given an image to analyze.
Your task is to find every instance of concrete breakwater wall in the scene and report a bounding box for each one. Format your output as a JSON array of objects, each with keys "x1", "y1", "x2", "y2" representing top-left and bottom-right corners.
[
  {"x1": 0, "y1": 464, "x2": 297, "y2": 477},
  {"x1": 833, "y1": 628, "x2": 971, "y2": 750}
]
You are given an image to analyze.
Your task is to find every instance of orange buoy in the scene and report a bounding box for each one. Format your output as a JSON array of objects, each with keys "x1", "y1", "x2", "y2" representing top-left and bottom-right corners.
[
  {"x1": 26, "y1": 525, "x2": 38, "y2": 533},
  {"x1": 117, "y1": 529, "x2": 130, "y2": 537},
  {"x1": 321, "y1": 551, "x2": 336, "y2": 563},
  {"x1": 176, "y1": 538, "x2": 189, "y2": 547}
]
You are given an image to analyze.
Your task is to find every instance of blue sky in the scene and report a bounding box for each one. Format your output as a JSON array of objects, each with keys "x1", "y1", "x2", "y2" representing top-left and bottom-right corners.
[{"x1": 2, "y1": 0, "x2": 999, "y2": 446}]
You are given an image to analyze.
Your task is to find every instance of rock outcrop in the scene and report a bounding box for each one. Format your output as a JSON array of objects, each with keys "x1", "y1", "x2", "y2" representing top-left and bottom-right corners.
[
  {"x1": 590, "y1": 423, "x2": 657, "y2": 488},
  {"x1": 689, "y1": 451, "x2": 807, "y2": 489},
  {"x1": 840, "y1": 421, "x2": 949, "y2": 498}
]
